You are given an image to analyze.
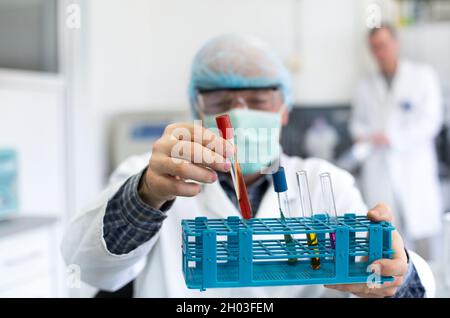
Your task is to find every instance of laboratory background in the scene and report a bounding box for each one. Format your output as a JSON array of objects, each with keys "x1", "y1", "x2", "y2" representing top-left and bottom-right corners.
[{"x1": 0, "y1": 0, "x2": 450, "y2": 298}]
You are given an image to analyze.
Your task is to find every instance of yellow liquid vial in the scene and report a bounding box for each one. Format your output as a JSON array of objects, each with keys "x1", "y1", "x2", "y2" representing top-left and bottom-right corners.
[{"x1": 307, "y1": 233, "x2": 321, "y2": 270}]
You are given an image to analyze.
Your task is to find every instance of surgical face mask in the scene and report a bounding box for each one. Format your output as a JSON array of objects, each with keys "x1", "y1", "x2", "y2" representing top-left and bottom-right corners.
[{"x1": 203, "y1": 108, "x2": 282, "y2": 175}]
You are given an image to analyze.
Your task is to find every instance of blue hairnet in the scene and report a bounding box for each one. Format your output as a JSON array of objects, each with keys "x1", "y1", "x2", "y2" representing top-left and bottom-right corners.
[{"x1": 188, "y1": 33, "x2": 293, "y2": 116}]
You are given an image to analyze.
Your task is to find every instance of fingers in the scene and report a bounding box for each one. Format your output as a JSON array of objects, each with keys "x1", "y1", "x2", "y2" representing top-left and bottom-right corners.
[
  {"x1": 324, "y1": 275, "x2": 403, "y2": 298},
  {"x1": 325, "y1": 251, "x2": 407, "y2": 298},
  {"x1": 147, "y1": 170, "x2": 202, "y2": 198},
  {"x1": 367, "y1": 203, "x2": 393, "y2": 222},
  {"x1": 371, "y1": 255, "x2": 408, "y2": 277},
  {"x1": 352, "y1": 289, "x2": 395, "y2": 298},
  {"x1": 325, "y1": 203, "x2": 407, "y2": 298},
  {"x1": 325, "y1": 283, "x2": 368, "y2": 296},
  {"x1": 390, "y1": 230, "x2": 406, "y2": 260},
  {"x1": 377, "y1": 276, "x2": 404, "y2": 289},
  {"x1": 154, "y1": 123, "x2": 235, "y2": 173},
  {"x1": 352, "y1": 283, "x2": 399, "y2": 298},
  {"x1": 142, "y1": 121, "x2": 237, "y2": 206},
  {"x1": 370, "y1": 228, "x2": 407, "y2": 276},
  {"x1": 150, "y1": 153, "x2": 218, "y2": 184},
  {"x1": 367, "y1": 202, "x2": 407, "y2": 272},
  {"x1": 165, "y1": 139, "x2": 232, "y2": 173},
  {"x1": 324, "y1": 284, "x2": 383, "y2": 298},
  {"x1": 164, "y1": 122, "x2": 235, "y2": 159}
]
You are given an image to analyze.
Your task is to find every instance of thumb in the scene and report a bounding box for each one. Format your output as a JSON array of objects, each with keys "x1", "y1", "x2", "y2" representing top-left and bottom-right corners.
[{"x1": 367, "y1": 203, "x2": 393, "y2": 222}]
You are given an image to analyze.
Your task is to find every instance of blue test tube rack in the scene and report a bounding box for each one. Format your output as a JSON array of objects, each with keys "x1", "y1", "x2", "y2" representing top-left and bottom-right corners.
[{"x1": 182, "y1": 214, "x2": 395, "y2": 291}]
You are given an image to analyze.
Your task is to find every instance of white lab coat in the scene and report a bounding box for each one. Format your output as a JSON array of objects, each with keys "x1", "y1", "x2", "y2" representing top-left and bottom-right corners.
[
  {"x1": 61, "y1": 153, "x2": 377, "y2": 297},
  {"x1": 351, "y1": 59, "x2": 443, "y2": 241}
]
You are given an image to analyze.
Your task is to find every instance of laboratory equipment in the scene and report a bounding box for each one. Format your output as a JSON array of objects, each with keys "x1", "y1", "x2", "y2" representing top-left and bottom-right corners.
[
  {"x1": 320, "y1": 172, "x2": 338, "y2": 248},
  {"x1": 110, "y1": 111, "x2": 188, "y2": 171},
  {"x1": 272, "y1": 167, "x2": 297, "y2": 264},
  {"x1": 0, "y1": 216, "x2": 58, "y2": 297},
  {"x1": 216, "y1": 114, "x2": 252, "y2": 219},
  {"x1": 0, "y1": 148, "x2": 18, "y2": 219},
  {"x1": 304, "y1": 117, "x2": 338, "y2": 161},
  {"x1": 296, "y1": 170, "x2": 320, "y2": 270},
  {"x1": 182, "y1": 215, "x2": 395, "y2": 290},
  {"x1": 280, "y1": 106, "x2": 353, "y2": 162}
]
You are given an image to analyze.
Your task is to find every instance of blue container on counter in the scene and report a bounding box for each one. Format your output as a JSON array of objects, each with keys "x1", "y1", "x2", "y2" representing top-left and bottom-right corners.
[{"x1": 0, "y1": 149, "x2": 18, "y2": 218}]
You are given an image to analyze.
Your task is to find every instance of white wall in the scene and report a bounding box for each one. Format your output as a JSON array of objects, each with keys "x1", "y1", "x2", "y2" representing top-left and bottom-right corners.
[
  {"x1": 87, "y1": 0, "x2": 367, "y2": 111},
  {"x1": 86, "y1": 0, "x2": 298, "y2": 113},
  {"x1": 89, "y1": 0, "x2": 155, "y2": 114},
  {"x1": 146, "y1": 0, "x2": 296, "y2": 106},
  {"x1": 296, "y1": 0, "x2": 367, "y2": 104}
]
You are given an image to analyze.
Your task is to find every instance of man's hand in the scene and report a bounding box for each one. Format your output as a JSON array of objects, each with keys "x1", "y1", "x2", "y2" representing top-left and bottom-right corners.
[
  {"x1": 139, "y1": 122, "x2": 234, "y2": 209},
  {"x1": 325, "y1": 203, "x2": 408, "y2": 298},
  {"x1": 370, "y1": 132, "x2": 390, "y2": 147}
]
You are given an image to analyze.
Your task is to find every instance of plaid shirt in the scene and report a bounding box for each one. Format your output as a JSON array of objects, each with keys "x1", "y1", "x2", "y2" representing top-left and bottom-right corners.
[{"x1": 103, "y1": 169, "x2": 425, "y2": 298}]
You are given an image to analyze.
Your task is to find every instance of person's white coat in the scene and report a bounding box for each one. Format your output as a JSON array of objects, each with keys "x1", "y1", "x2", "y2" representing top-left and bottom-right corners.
[
  {"x1": 350, "y1": 59, "x2": 443, "y2": 241},
  {"x1": 61, "y1": 153, "x2": 375, "y2": 297}
]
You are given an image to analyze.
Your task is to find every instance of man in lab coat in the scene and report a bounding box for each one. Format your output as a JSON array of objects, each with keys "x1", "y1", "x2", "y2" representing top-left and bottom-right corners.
[
  {"x1": 350, "y1": 25, "x2": 443, "y2": 258},
  {"x1": 62, "y1": 33, "x2": 426, "y2": 297}
]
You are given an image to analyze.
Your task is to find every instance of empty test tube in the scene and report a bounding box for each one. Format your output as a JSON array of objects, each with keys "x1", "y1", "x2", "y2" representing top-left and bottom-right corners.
[
  {"x1": 320, "y1": 172, "x2": 338, "y2": 249},
  {"x1": 296, "y1": 170, "x2": 320, "y2": 270},
  {"x1": 272, "y1": 167, "x2": 297, "y2": 264}
]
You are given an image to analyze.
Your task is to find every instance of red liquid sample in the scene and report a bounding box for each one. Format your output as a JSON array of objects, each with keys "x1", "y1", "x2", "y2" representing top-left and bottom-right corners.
[
  {"x1": 235, "y1": 160, "x2": 253, "y2": 219},
  {"x1": 216, "y1": 114, "x2": 253, "y2": 219}
]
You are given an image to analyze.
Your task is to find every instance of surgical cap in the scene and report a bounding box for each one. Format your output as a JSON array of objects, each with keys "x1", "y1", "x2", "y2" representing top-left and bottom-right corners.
[{"x1": 188, "y1": 33, "x2": 292, "y2": 116}]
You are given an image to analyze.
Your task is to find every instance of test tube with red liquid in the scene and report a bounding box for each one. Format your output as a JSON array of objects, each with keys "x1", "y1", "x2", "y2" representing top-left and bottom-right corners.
[{"x1": 216, "y1": 114, "x2": 253, "y2": 219}]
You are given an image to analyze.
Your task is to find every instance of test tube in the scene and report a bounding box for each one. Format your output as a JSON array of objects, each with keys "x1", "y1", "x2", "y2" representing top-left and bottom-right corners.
[
  {"x1": 296, "y1": 170, "x2": 320, "y2": 270},
  {"x1": 216, "y1": 114, "x2": 252, "y2": 219},
  {"x1": 320, "y1": 172, "x2": 338, "y2": 249},
  {"x1": 272, "y1": 167, "x2": 297, "y2": 264}
]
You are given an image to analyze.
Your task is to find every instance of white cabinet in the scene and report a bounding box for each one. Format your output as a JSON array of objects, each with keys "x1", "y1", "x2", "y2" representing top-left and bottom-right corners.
[{"x1": 0, "y1": 217, "x2": 59, "y2": 298}]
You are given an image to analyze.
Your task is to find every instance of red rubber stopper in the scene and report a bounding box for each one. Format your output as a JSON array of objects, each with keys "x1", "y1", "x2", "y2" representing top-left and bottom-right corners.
[{"x1": 215, "y1": 114, "x2": 233, "y2": 140}]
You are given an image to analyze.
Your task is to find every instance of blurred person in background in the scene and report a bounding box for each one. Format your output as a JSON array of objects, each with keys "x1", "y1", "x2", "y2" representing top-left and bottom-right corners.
[
  {"x1": 62, "y1": 33, "x2": 427, "y2": 298},
  {"x1": 350, "y1": 24, "x2": 443, "y2": 259}
]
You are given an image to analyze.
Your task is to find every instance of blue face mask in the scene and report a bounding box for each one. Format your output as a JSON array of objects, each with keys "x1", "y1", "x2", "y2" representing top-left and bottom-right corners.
[{"x1": 203, "y1": 108, "x2": 282, "y2": 175}]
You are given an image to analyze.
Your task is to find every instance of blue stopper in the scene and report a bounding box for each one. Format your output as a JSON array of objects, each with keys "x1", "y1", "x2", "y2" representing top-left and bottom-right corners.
[{"x1": 272, "y1": 166, "x2": 288, "y2": 193}]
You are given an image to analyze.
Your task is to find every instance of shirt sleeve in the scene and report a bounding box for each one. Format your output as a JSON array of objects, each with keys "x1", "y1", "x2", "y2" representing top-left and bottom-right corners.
[
  {"x1": 393, "y1": 250, "x2": 426, "y2": 298},
  {"x1": 103, "y1": 169, "x2": 174, "y2": 255}
]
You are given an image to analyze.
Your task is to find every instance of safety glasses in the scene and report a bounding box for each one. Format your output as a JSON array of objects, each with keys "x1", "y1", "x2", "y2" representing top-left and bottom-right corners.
[{"x1": 196, "y1": 87, "x2": 283, "y2": 115}]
